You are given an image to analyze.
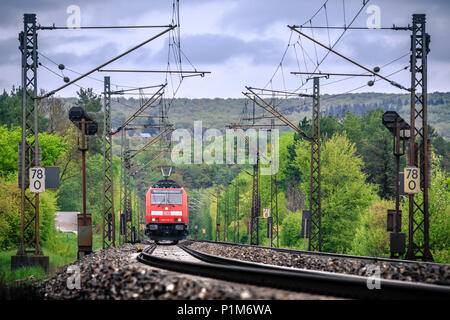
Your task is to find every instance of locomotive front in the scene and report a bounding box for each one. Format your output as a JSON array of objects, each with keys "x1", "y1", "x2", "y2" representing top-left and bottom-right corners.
[{"x1": 145, "y1": 179, "x2": 188, "y2": 243}]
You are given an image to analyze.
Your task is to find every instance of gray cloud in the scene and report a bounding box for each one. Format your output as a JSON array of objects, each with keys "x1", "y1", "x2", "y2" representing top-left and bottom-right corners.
[
  {"x1": 0, "y1": 0, "x2": 449, "y2": 97},
  {"x1": 153, "y1": 33, "x2": 285, "y2": 65}
]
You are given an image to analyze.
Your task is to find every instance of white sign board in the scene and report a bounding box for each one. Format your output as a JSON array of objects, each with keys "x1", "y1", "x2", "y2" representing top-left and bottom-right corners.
[
  {"x1": 30, "y1": 167, "x2": 45, "y2": 193},
  {"x1": 404, "y1": 166, "x2": 420, "y2": 194}
]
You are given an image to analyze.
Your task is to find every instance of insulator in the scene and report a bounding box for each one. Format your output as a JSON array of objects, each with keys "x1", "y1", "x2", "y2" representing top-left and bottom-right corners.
[
  {"x1": 58, "y1": 64, "x2": 65, "y2": 70},
  {"x1": 368, "y1": 80, "x2": 374, "y2": 87},
  {"x1": 373, "y1": 66, "x2": 380, "y2": 73},
  {"x1": 63, "y1": 76, "x2": 70, "y2": 83}
]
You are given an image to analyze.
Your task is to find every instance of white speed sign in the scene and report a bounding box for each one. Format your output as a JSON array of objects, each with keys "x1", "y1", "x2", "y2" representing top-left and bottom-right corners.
[
  {"x1": 30, "y1": 167, "x2": 45, "y2": 193},
  {"x1": 404, "y1": 166, "x2": 420, "y2": 194}
]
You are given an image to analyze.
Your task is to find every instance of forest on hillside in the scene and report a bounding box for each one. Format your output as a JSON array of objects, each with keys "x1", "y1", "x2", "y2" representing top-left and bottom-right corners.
[
  {"x1": 105, "y1": 92, "x2": 450, "y2": 139},
  {"x1": 0, "y1": 87, "x2": 448, "y2": 263}
]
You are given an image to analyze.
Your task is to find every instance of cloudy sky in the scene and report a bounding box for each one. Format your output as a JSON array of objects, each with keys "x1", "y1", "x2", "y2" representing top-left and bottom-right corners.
[{"x1": 0, "y1": 0, "x2": 449, "y2": 98}]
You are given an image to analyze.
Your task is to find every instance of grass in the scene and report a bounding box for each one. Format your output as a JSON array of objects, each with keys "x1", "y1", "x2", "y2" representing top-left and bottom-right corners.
[
  {"x1": 0, "y1": 231, "x2": 105, "y2": 286},
  {"x1": 0, "y1": 250, "x2": 47, "y2": 284}
]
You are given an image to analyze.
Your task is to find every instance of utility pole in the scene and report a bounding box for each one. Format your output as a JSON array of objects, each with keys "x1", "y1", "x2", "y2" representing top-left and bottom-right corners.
[
  {"x1": 235, "y1": 181, "x2": 239, "y2": 243},
  {"x1": 309, "y1": 77, "x2": 322, "y2": 251},
  {"x1": 215, "y1": 187, "x2": 220, "y2": 241},
  {"x1": 67, "y1": 106, "x2": 98, "y2": 258},
  {"x1": 224, "y1": 187, "x2": 229, "y2": 241},
  {"x1": 12, "y1": 13, "x2": 49, "y2": 272},
  {"x1": 406, "y1": 14, "x2": 433, "y2": 261},
  {"x1": 270, "y1": 121, "x2": 279, "y2": 248},
  {"x1": 230, "y1": 92, "x2": 287, "y2": 247},
  {"x1": 102, "y1": 76, "x2": 115, "y2": 248},
  {"x1": 250, "y1": 155, "x2": 261, "y2": 245},
  {"x1": 119, "y1": 131, "x2": 124, "y2": 244},
  {"x1": 382, "y1": 111, "x2": 409, "y2": 258},
  {"x1": 122, "y1": 133, "x2": 133, "y2": 243}
]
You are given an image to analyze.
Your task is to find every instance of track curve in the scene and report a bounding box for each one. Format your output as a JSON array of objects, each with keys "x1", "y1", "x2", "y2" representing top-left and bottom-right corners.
[{"x1": 137, "y1": 242, "x2": 450, "y2": 300}]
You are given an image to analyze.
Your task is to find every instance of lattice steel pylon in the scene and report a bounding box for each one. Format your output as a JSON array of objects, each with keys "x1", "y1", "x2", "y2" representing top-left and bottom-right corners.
[
  {"x1": 17, "y1": 13, "x2": 42, "y2": 256},
  {"x1": 270, "y1": 121, "x2": 279, "y2": 248},
  {"x1": 308, "y1": 77, "x2": 322, "y2": 252},
  {"x1": 124, "y1": 137, "x2": 133, "y2": 243},
  {"x1": 234, "y1": 181, "x2": 239, "y2": 243},
  {"x1": 250, "y1": 155, "x2": 261, "y2": 245},
  {"x1": 102, "y1": 76, "x2": 115, "y2": 248},
  {"x1": 406, "y1": 14, "x2": 433, "y2": 261},
  {"x1": 120, "y1": 132, "x2": 133, "y2": 243},
  {"x1": 224, "y1": 187, "x2": 229, "y2": 241},
  {"x1": 215, "y1": 187, "x2": 220, "y2": 241}
]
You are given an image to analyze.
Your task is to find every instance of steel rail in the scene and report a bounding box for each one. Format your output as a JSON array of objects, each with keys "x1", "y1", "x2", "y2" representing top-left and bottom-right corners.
[
  {"x1": 137, "y1": 242, "x2": 450, "y2": 300},
  {"x1": 190, "y1": 239, "x2": 449, "y2": 268},
  {"x1": 177, "y1": 243, "x2": 450, "y2": 299}
]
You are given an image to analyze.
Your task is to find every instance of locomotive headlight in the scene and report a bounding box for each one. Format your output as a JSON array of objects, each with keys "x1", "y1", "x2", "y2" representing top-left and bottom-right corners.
[{"x1": 177, "y1": 218, "x2": 182, "y2": 222}]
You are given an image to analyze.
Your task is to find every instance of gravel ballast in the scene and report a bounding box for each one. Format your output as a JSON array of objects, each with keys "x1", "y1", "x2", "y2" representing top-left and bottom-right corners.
[{"x1": 37, "y1": 243, "x2": 335, "y2": 300}]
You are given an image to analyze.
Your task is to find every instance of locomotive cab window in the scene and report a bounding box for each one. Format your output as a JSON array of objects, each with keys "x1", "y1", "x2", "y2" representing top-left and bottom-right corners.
[{"x1": 151, "y1": 190, "x2": 182, "y2": 205}]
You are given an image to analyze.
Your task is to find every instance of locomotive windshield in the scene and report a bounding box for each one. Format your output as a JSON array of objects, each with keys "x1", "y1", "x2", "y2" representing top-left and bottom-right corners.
[{"x1": 151, "y1": 190, "x2": 182, "y2": 205}]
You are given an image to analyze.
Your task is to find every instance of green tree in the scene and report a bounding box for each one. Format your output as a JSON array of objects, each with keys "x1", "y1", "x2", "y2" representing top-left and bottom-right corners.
[
  {"x1": 280, "y1": 212, "x2": 303, "y2": 248},
  {"x1": 295, "y1": 133, "x2": 377, "y2": 253},
  {"x1": 350, "y1": 199, "x2": 399, "y2": 257},
  {"x1": 0, "y1": 125, "x2": 67, "y2": 174},
  {"x1": 0, "y1": 87, "x2": 49, "y2": 131},
  {"x1": 427, "y1": 152, "x2": 449, "y2": 263},
  {"x1": 74, "y1": 88, "x2": 103, "y2": 155},
  {"x1": 0, "y1": 175, "x2": 59, "y2": 249},
  {"x1": 74, "y1": 88, "x2": 102, "y2": 113},
  {"x1": 57, "y1": 153, "x2": 105, "y2": 229}
]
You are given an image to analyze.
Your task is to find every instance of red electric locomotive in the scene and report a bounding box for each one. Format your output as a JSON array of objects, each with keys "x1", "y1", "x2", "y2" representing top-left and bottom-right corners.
[{"x1": 145, "y1": 179, "x2": 188, "y2": 244}]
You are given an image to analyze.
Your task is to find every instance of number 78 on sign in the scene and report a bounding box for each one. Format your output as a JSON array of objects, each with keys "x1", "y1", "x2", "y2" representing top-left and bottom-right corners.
[
  {"x1": 404, "y1": 166, "x2": 420, "y2": 194},
  {"x1": 30, "y1": 167, "x2": 45, "y2": 193}
]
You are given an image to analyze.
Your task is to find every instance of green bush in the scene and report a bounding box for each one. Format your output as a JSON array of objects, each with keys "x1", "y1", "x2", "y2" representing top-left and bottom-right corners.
[{"x1": 280, "y1": 212, "x2": 303, "y2": 249}]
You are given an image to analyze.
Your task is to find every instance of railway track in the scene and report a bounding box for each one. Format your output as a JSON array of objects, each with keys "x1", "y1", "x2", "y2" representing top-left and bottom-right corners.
[
  {"x1": 137, "y1": 242, "x2": 450, "y2": 300},
  {"x1": 190, "y1": 239, "x2": 446, "y2": 267}
]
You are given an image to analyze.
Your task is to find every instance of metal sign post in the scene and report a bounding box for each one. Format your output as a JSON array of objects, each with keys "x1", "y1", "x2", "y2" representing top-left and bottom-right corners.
[
  {"x1": 407, "y1": 14, "x2": 433, "y2": 261},
  {"x1": 382, "y1": 111, "x2": 409, "y2": 258},
  {"x1": 69, "y1": 107, "x2": 97, "y2": 258},
  {"x1": 78, "y1": 118, "x2": 92, "y2": 258},
  {"x1": 11, "y1": 13, "x2": 49, "y2": 273},
  {"x1": 302, "y1": 211, "x2": 311, "y2": 250}
]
